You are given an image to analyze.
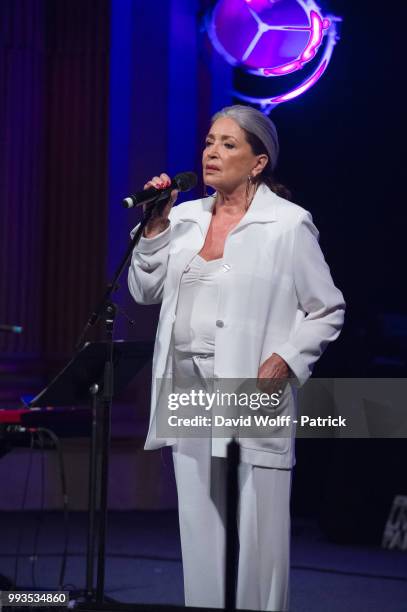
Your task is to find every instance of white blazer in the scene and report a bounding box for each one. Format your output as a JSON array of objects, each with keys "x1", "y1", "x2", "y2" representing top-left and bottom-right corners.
[{"x1": 128, "y1": 184, "x2": 345, "y2": 468}]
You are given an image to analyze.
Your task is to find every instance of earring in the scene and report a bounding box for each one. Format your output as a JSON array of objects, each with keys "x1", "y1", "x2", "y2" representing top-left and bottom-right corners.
[{"x1": 245, "y1": 174, "x2": 254, "y2": 210}]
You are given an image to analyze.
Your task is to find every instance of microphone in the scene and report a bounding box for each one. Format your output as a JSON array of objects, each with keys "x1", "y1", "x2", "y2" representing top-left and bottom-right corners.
[
  {"x1": 123, "y1": 171, "x2": 198, "y2": 209},
  {"x1": 0, "y1": 324, "x2": 23, "y2": 333}
]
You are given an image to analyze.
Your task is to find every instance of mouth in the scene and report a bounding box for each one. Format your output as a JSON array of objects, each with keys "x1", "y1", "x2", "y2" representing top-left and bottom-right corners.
[{"x1": 205, "y1": 165, "x2": 220, "y2": 172}]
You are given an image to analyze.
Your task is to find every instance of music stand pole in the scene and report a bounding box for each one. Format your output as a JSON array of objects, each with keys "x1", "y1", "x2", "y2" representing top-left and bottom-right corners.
[
  {"x1": 85, "y1": 385, "x2": 100, "y2": 599},
  {"x1": 225, "y1": 438, "x2": 240, "y2": 611},
  {"x1": 95, "y1": 305, "x2": 115, "y2": 603}
]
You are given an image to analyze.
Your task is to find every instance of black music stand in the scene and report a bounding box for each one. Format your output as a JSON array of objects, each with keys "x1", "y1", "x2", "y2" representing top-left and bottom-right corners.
[{"x1": 29, "y1": 341, "x2": 153, "y2": 603}]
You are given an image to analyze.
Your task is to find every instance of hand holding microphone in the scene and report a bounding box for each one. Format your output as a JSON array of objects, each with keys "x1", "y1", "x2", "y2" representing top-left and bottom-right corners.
[
  {"x1": 142, "y1": 173, "x2": 177, "y2": 238},
  {"x1": 123, "y1": 171, "x2": 197, "y2": 238}
]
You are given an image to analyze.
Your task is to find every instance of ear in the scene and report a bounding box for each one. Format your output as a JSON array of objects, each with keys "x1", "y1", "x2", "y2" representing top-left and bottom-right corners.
[{"x1": 252, "y1": 154, "x2": 269, "y2": 178}]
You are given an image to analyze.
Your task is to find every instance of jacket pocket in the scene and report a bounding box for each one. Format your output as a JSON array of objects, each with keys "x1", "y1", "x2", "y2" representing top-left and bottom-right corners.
[{"x1": 237, "y1": 381, "x2": 296, "y2": 455}]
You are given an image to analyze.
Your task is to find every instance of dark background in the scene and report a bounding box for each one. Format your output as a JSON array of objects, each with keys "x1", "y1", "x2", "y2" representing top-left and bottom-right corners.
[{"x1": 0, "y1": 0, "x2": 406, "y2": 542}]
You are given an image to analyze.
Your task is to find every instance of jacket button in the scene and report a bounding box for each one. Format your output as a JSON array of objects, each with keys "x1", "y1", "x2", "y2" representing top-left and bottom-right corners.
[{"x1": 216, "y1": 320, "x2": 224, "y2": 328}]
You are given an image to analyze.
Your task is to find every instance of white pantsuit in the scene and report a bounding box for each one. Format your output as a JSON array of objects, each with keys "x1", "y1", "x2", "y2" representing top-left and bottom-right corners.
[{"x1": 128, "y1": 185, "x2": 346, "y2": 609}]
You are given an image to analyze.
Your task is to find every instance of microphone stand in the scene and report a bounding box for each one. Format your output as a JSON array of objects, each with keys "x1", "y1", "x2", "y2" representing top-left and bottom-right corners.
[
  {"x1": 74, "y1": 198, "x2": 165, "y2": 606},
  {"x1": 75, "y1": 202, "x2": 159, "y2": 352}
]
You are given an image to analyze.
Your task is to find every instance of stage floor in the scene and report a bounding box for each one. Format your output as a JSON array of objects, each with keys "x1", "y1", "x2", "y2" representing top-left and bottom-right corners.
[{"x1": 0, "y1": 511, "x2": 406, "y2": 611}]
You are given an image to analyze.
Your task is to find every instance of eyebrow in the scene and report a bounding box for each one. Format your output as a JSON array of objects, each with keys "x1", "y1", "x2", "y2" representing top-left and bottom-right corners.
[{"x1": 206, "y1": 133, "x2": 238, "y2": 142}]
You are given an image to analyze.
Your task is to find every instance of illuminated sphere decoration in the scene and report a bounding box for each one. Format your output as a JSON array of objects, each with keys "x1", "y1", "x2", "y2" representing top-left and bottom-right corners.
[{"x1": 207, "y1": 0, "x2": 341, "y2": 112}]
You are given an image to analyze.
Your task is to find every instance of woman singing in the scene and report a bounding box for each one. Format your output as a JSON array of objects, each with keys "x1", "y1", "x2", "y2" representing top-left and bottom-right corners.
[{"x1": 128, "y1": 105, "x2": 345, "y2": 611}]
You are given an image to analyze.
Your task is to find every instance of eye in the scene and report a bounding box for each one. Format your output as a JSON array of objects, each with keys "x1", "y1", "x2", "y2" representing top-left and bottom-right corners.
[
  {"x1": 204, "y1": 139, "x2": 213, "y2": 148},
  {"x1": 224, "y1": 142, "x2": 235, "y2": 149}
]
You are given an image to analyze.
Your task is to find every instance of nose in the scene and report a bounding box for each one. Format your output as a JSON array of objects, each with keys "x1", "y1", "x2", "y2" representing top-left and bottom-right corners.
[{"x1": 206, "y1": 143, "x2": 219, "y2": 158}]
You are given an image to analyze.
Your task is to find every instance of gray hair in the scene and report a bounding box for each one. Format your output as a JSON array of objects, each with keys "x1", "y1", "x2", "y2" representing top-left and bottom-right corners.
[{"x1": 211, "y1": 105, "x2": 280, "y2": 171}]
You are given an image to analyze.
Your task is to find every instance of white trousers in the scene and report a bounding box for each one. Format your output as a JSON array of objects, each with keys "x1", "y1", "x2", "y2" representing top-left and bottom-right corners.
[{"x1": 172, "y1": 352, "x2": 291, "y2": 611}]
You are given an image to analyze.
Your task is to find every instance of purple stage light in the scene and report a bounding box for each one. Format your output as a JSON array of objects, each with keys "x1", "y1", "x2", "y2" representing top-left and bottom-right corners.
[{"x1": 207, "y1": 0, "x2": 341, "y2": 112}]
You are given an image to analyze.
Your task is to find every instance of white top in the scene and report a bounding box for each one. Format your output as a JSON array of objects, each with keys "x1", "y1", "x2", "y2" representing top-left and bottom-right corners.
[{"x1": 173, "y1": 254, "x2": 223, "y2": 355}]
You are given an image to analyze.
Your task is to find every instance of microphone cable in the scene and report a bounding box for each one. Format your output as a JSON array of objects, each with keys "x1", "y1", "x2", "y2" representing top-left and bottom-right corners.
[
  {"x1": 13, "y1": 431, "x2": 35, "y2": 587},
  {"x1": 11, "y1": 427, "x2": 70, "y2": 591},
  {"x1": 34, "y1": 428, "x2": 70, "y2": 591},
  {"x1": 30, "y1": 430, "x2": 46, "y2": 589}
]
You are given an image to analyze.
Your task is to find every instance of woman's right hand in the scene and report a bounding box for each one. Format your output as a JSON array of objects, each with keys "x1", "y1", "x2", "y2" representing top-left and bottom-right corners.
[{"x1": 143, "y1": 173, "x2": 178, "y2": 238}]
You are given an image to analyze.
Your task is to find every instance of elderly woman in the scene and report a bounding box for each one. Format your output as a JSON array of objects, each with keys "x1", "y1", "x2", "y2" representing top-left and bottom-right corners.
[{"x1": 128, "y1": 105, "x2": 345, "y2": 611}]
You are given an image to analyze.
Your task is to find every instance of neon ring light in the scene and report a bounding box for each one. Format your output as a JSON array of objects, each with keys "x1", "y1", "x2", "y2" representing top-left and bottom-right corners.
[{"x1": 207, "y1": 0, "x2": 342, "y2": 112}]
